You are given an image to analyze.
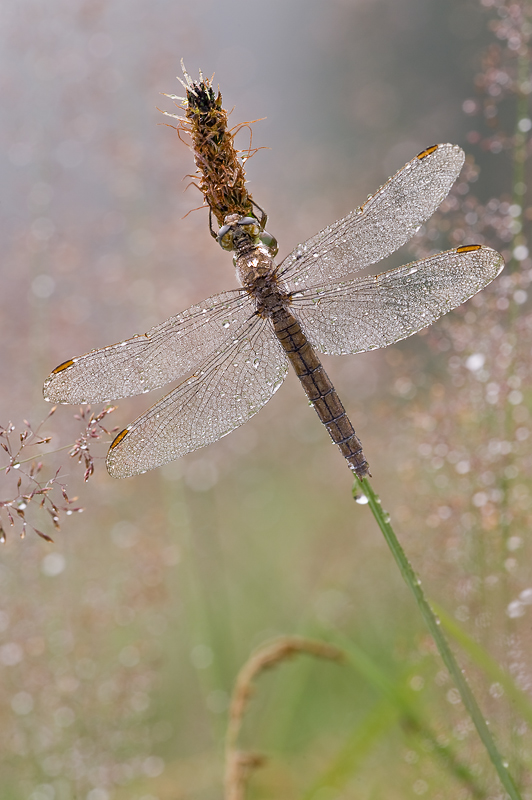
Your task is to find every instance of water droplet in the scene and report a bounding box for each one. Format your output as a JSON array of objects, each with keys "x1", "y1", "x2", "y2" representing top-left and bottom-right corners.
[
  {"x1": 507, "y1": 600, "x2": 525, "y2": 618},
  {"x1": 222, "y1": 320, "x2": 230, "y2": 328},
  {"x1": 465, "y1": 353, "x2": 485, "y2": 372},
  {"x1": 355, "y1": 493, "x2": 368, "y2": 505}
]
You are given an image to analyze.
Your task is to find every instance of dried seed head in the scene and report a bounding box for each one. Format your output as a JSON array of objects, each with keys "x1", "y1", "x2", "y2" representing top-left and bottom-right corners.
[{"x1": 175, "y1": 64, "x2": 254, "y2": 227}]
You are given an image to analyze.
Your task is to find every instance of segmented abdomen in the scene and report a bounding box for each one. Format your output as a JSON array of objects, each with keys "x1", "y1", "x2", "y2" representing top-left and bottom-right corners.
[{"x1": 271, "y1": 307, "x2": 370, "y2": 478}]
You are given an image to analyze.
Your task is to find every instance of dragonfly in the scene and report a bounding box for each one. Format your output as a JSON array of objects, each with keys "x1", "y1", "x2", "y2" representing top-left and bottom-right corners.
[{"x1": 43, "y1": 143, "x2": 504, "y2": 479}]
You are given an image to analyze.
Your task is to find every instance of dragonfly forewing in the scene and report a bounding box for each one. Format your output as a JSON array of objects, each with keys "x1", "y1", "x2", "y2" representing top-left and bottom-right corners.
[
  {"x1": 106, "y1": 314, "x2": 288, "y2": 478},
  {"x1": 279, "y1": 144, "x2": 465, "y2": 290},
  {"x1": 290, "y1": 245, "x2": 504, "y2": 355},
  {"x1": 43, "y1": 290, "x2": 250, "y2": 404}
]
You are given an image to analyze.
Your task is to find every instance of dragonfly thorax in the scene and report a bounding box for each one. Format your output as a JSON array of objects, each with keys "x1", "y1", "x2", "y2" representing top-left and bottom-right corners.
[
  {"x1": 234, "y1": 239, "x2": 281, "y2": 288},
  {"x1": 227, "y1": 227, "x2": 291, "y2": 316},
  {"x1": 250, "y1": 272, "x2": 291, "y2": 318}
]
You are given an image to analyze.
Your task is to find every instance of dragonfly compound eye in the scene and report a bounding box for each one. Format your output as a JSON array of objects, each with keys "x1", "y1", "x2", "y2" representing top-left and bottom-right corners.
[
  {"x1": 259, "y1": 230, "x2": 278, "y2": 257},
  {"x1": 237, "y1": 217, "x2": 261, "y2": 239},
  {"x1": 217, "y1": 224, "x2": 234, "y2": 251}
]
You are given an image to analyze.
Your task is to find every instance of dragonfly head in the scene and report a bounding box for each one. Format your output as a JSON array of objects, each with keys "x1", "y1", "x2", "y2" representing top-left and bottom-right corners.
[
  {"x1": 217, "y1": 214, "x2": 278, "y2": 257},
  {"x1": 217, "y1": 214, "x2": 260, "y2": 251}
]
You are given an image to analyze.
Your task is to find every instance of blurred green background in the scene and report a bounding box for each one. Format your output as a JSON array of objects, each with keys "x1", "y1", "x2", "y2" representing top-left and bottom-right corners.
[{"x1": 1, "y1": 0, "x2": 529, "y2": 798}]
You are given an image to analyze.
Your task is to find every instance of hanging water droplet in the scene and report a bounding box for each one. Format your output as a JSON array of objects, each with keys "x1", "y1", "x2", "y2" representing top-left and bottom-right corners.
[{"x1": 355, "y1": 493, "x2": 368, "y2": 505}]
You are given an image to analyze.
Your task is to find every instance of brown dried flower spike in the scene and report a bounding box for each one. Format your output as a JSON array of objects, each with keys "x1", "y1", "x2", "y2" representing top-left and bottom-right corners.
[{"x1": 164, "y1": 63, "x2": 255, "y2": 227}]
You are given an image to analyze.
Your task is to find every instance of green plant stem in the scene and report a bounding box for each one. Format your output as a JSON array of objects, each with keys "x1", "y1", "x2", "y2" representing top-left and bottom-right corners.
[{"x1": 353, "y1": 475, "x2": 522, "y2": 800}]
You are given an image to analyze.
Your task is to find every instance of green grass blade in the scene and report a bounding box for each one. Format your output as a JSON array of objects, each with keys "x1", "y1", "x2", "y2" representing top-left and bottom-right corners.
[
  {"x1": 353, "y1": 475, "x2": 522, "y2": 800},
  {"x1": 301, "y1": 698, "x2": 400, "y2": 798},
  {"x1": 304, "y1": 633, "x2": 489, "y2": 797}
]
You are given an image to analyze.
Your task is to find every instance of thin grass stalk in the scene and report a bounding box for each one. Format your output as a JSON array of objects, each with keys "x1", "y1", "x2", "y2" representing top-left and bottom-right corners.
[{"x1": 353, "y1": 474, "x2": 522, "y2": 799}]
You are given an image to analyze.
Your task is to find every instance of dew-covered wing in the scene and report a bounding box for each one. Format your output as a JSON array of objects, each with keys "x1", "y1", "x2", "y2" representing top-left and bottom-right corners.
[
  {"x1": 106, "y1": 315, "x2": 288, "y2": 478},
  {"x1": 43, "y1": 290, "x2": 252, "y2": 404},
  {"x1": 290, "y1": 246, "x2": 504, "y2": 354},
  {"x1": 279, "y1": 144, "x2": 465, "y2": 290}
]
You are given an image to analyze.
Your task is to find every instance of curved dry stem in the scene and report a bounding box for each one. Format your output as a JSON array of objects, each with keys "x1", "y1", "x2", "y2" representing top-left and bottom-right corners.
[{"x1": 224, "y1": 636, "x2": 345, "y2": 800}]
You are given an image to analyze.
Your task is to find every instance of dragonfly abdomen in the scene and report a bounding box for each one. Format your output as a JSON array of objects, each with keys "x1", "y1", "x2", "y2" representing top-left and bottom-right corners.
[{"x1": 271, "y1": 307, "x2": 370, "y2": 478}]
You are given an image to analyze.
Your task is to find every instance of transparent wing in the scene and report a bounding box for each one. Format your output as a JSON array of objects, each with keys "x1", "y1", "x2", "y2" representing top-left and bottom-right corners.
[
  {"x1": 106, "y1": 315, "x2": 288, "y2": 478},
  {"x1": 290, "y1": 246, "x2": 504, "y2": 355},
  {"x1": 43, "y1": 289, "x2": 252, "y2": 403},
  {"x1": 279, "y1": 144, "x2": 465, "y2": 290}
]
